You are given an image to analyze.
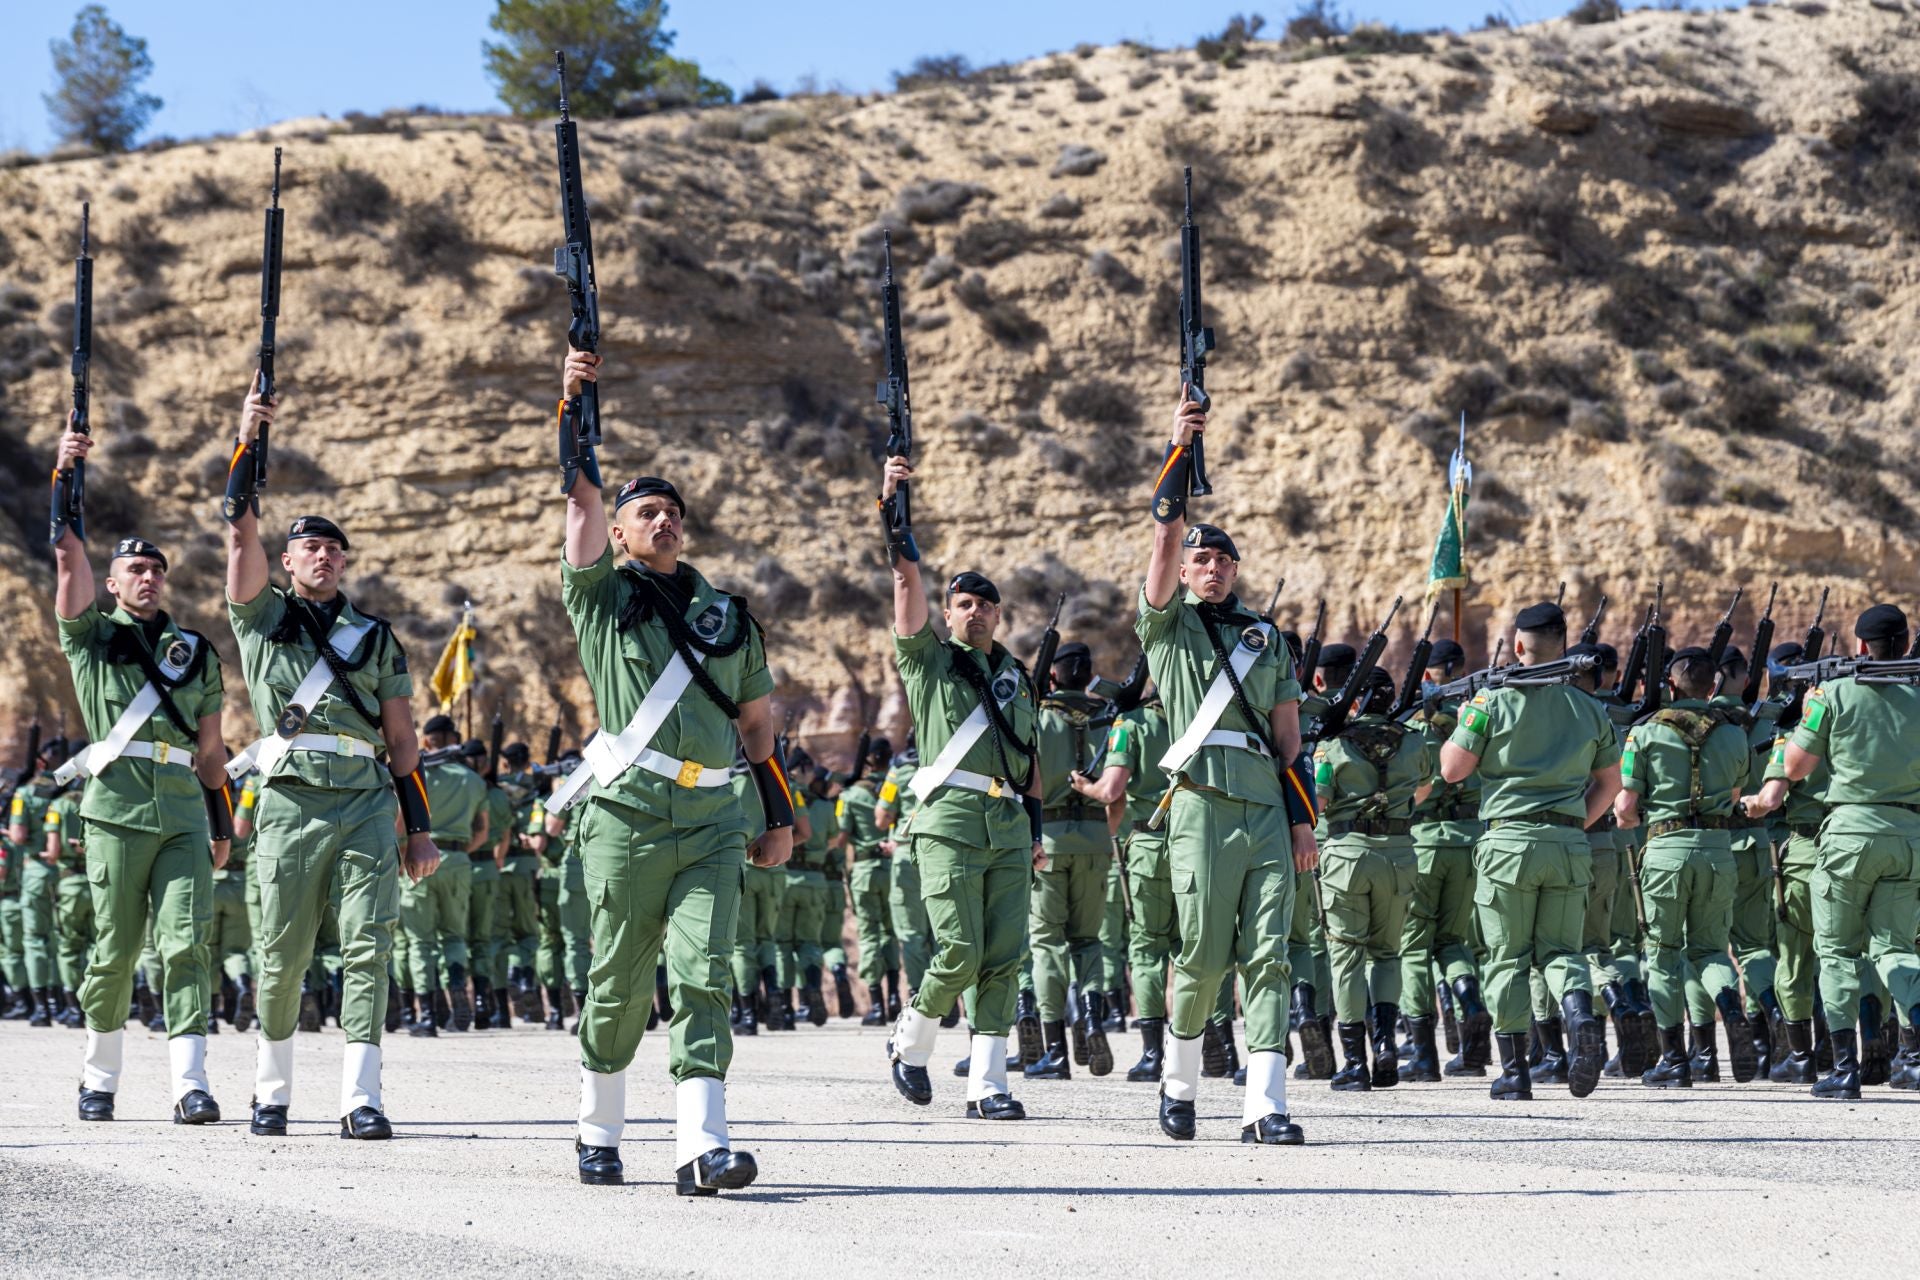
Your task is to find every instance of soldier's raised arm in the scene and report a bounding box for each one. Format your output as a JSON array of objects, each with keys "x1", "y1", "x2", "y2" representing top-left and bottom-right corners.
[
  {"x1": 885, "y1": 457, "x2": 927, "y2": 638},
  {"x1": 561, "y1": 347, "x2": 608, "y2": 569},
  {"x1": 51, "y1": 421, "x2": 96, "y2": 619},
  {"x1": 224, "y1": 382, "x2": 275, "y2": 607},
  {"x1": 1144, "y1": 388, "x2": 1206, "y2": 611}
]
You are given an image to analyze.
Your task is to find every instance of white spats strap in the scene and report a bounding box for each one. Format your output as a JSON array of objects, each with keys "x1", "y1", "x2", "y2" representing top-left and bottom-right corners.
[
  {"x1": 578, "y1": 1066, "x2": 626, "y2": 1149},
  {"x1": 83, "y1": 1027, "x2": 124, "y2": 1093},
  {"x1": 342, "y1": 1041, "x2": 383, "y2": 1116},
  {"x1": 168, "y1": 1033, "x2": 210, "y2": 1101},
  {"x1": 966, "y1": 1034, "x2": 1008, "y2": 1102},
  {"x1": 1163, "y1": 1032, "x2": 1203, "y2": 1103},
  {"x1": 254, "y1": 1034, "x2": 294, "y2": 1107},
  {"x1": 890, "y1": 1006, "x2": 940, "y2": 1068},
  {"x1": 1240, "y1": 1049, "x2": 1289, "y2": 1125},
  {"x1": 675, "y1": 1076, "x2": 730, "y2": 1170}
]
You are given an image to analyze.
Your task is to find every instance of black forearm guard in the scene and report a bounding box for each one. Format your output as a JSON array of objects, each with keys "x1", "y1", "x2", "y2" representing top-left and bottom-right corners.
[
  {"x1": 396, "y1": 767, "x2": 433, "y2": 836},
  {"x1": 1151, "y1": 441, "x2": 1192, "y2": 524},
  {"x1": 204, "y1": 782, "x2": 235, "y2": 842},
  {"x1": 749, "y1": 754, "x2": 796, "y2": 830},
  {"x1": 1022, "y1": 794, "x2": 1044, "y2": 845},
  {"x1": 1281, "y1": 757, "x2": 1318, "y2": 828},
  {"x1": 222, "y1": 440, "x2": 261, "y2": 523}
]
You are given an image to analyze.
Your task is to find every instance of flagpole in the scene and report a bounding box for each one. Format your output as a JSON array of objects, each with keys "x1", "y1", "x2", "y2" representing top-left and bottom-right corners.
[{"x1": 462, "y1": 601, "x2": 474, "y2": 739}]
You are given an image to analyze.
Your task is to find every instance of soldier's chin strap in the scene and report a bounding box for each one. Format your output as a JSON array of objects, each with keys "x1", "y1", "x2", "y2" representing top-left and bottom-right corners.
[
  {"x1": 203, "y1": 781, "x2": 235, "y2": 842},
  {"x1": 395, "y1": 766, "x2": 432, "y2": 836},
  {"x1": 748, "y1": 753, "x2": 795, "y2": 831},
  {"x1": 1151, "y1": 441, "x2": 1193, "y2": 524}
]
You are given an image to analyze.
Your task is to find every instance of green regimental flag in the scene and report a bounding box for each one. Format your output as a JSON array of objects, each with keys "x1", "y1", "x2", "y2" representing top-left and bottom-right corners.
[{"x1": 1426, "y1": 413, "x2": 1472, "y2": 602}]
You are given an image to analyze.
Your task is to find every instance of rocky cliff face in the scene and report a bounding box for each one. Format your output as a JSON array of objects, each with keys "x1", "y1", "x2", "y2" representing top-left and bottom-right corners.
[{"x1": 4, "y1": 2, "x2": 1919, "y2": 763}]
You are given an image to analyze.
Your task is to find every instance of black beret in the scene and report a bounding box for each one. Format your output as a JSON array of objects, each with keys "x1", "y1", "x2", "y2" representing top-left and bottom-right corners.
[
  {"x1": 613, "y1": 476, "x2": 686, "y2": 518},
  {"x1": 945, "y1": 571, "x2": 1000, "y2": 604},
  {"x1": 422, "y1": 714, "x2": 457, "y2": 736},
  {"x1": 1565, "y1": 642, "x2": 1602, "y2": 661},
  {"x1": 1515, "y1": 602, "x2": 1566, "y2": 632},
  {"x1": 39, "y1": 736, "x2": 69, "y2": 763},
  {"x1": 1317, "y1": 643, "x2": 1357, "y2": 670},
  {"x1": 1768, "y1": 641, "x2": 1805, "y2": 666},
  {"x1": 109, "y1": 536, "x2": 167, "y2": 570},
  {"x1": 458, "y1": 738, "x2": 487, "y2": 759},
  {"x1": 1428, "y1": 639, "x2": 1465, "y2": 669},
  {"x1": 1595, "y1": 642, "x2": 1620, "y2": 671},
  {"x1": 1719, "y1": 646, "x2": 1748, "y2": 671},
  {"x1": 1667, "y1": 645, "x2": 1711, "y2": 672},
  {"x1": 866, "y1": 736, "x2": 893, "y2": 763},
  {"x1": 502, "y1": 743, "x2": 530, "y2": 764},
  {"x1": 1363, "y1": 667, "x2": 1395, "y2": 692},
  {"x1": 1855, "y1": 603, "x2": 1909, "y2": 642},
  {"x1": 1181, "y1": 523, "x2": 1240, "y2": 561},
  {"x1": 1053, "y1": 642, "x2": 1091, "y2": 665},
  {"x1": 286, "y1": 515, "x2": 349, "y2": 550}
]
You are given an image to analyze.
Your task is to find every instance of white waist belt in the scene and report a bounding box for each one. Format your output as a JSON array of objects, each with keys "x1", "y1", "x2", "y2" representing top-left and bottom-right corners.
[
  {"x1": 230, "y1": 732, "x2": 382, "y2": 780},
  {"x1": 1198, "y1": 730, "x2": 1271, "y2": 758},
  {"x1": 942, "y1": 769, "x2": 1022, "y2": 800},
  {"x1": 631, "y1": 746, "x2": 733, "y2": 789},
  {"x1": 56, "y1": 738, "x2": 197, "y2": 783}
]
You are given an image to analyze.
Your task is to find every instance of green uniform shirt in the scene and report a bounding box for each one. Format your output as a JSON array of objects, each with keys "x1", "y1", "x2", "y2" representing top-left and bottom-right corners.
[
  {"x1": 423, "y1": 758, "x2": 486, "y2": 847},
  {"x1": 1135, "y1": 588, "x2": 1299, "y2": 810},
  {"x1": 1619, "y1": 699, "x2": 1749, "y2": 824},
  {"x1": 1035, "y1": 689, "x2": 1106, "y2": 813},
  {"x1": 893, "y1": 622, "x2": 1038, "y2": 851},
  {"x1": 12, "y1": 777, "x2": 57, "y2": 850},
  {"x1": 57, "y1": 605, "x2": 221, "y2": 835},
  {"x1": 1448, "y1": 681, "x2": 1620, "y2": 822},
  {"x1": 1790, "y1": 676, "x2": 1920, "y2": 834},
  {"x1": 228, "y1": 587, "x2": 410, "y2": 792},
  {"x1": 45, "y1": 789, "x2": 85, "y2": 871},
  {"x1": 796, "y1": 792, "x2": 835, "y2": 870},
  {"x1": 733, "y1": 768, "x2": 765, "y2": 842},
  {"x1": 1106, "y1": 702, "x2": 1173, "y2": 828},
  {"x1": 484, "y1": 785, "x2": 513, "y2": 858},
  {"x1": 1313, "y1": 714, "x2": 1434, "y2": 826},
  {"x1": 560, "y1": 549, "x2": 771, "y2": 826},
  {"x1": 836, "y1": 779, "x2": 885, "y2": 857},
  {"x1": 1764, "y1": 732, "x2": 1831, "y2": 828},
  {"x1": 876, "y1": 763, "x2": 920, "y2": 836},
  {"x1": 1408, "y1": 699, "x2": 1482, "y2": 843}
]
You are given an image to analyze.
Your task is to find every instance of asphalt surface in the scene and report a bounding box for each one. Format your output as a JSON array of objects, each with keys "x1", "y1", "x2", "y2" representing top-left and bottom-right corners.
[{"x1": 4, "y1": 1017, "x2": 1916, "y2": 1278}]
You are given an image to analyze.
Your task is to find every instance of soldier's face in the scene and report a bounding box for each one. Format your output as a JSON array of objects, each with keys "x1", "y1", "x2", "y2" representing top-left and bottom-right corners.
[
  {"x1": 944, "y1": 592, "x2": 1000, "y2": 647},
  {"x1": 282, "y1": 536, "x2": 346, "y2": 595},
  {"x1": 1181, "y1": 548, "x2": 1238, "y2": 602},
  {"x1": 106, "y1": 555, "x2": 167, "y2": 614},
  {"x1": 612, "y1": 498, "x2": 682, "y2": 562}
]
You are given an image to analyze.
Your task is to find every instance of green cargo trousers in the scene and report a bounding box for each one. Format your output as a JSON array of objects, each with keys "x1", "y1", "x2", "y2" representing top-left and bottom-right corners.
[
  {"x1": 1167, "y1": 790, "x2": 1293, "y2": 1051},
  {"x1": 1583, "y1": 845, "x2": 1620, "y2": 959},
  {"x1": 0, "y1": 891, "x2": 24, "y2": 988},
  {"x1": 551, "y1": 852, "x2": 592, "y2": 992},
  {"x1": 536, "y1": 873, "x2": 562, "y2": 988},
  {"x1": 1605, "y1": 832, "x2": 1645, "y2": 988},
  {"x1": 21, "y1": 859, "x2": 56, "y2": 989},
  {"x1": 1640, "y1": 833, "x2": 1737, "y2": 1028},
  {"x1": 467, "y1": 854, "x2": 500, "y2": 983},
  {"x1": 1032, "y1": 819, "x2": 1112, "y2": 1022},
  {"x1": 1125, "y1": 823, "x2": 1176, "y2": 1021},
  {"x1": 501, "y1": 856, "x2": 541, "y2": 974},
  {"x1": 849, "y1": 857, "x2": 897, "y2": 985},
  {"x1": 1400, "y1": 839, "x2": 1478, "y2": 1018},
  {"x1": 732, "y1": 862, "x2": 785, "y2": 996},
  {"x1": 1811, "y1": 828, "x2": 1920, "y2": 1032},
  {"x1": 887, "y1": 846, "x2": 933, "y2": 992},
  {"x1": 821, "y1": 878, "x2": 849, "y2": 971},
  {"x1": 57, "y1": 869, "x2": 95, "y2": 990},
  {"x1": 1321, "y1": 835, "x2": 1416, "y2": 1022},
  {"x1": 79, "y1": 820, "x2": 212, "y2": 1036},
  {"x1": 910, "y1": 834, "x2": 1029, "y2": 1037},
  {"x1": 245, "y1": 857, "x2": 264, "y2": 980},
  {"x1": 1286, "y1": 861, "x2": 1330, "y2": 1017},
  {"x1": 1099, "y1": 854, "x2": 1127, "y2": 993},
  {"x1": 576, "y1": 798, "x2": 743, "y2": 1080},
  {"x1": 1775, "y1": 833, "x2": 1819, "y2": 1022},
  {"x1": 401, "y1": 850, "x2": 471, "y2": 990},
  {"x1": 777, "y1": 867, "x2": 827, "y2": 989},
  {"x1": 209, "y1": 870, "x2": 252, "y2": 984},
  {"x1": 252, "y1": 783, "x2": 400, "y2": 1043},
  {"x1": 1472, "y1": 823, "x2": 1594, "y2": 1035},
  {"x1": 1729, "y1": 832, "x2": 1779, "y2": 1014}
]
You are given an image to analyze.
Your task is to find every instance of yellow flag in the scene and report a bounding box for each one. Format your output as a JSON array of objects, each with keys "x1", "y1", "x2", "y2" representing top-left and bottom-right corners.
[{"x1": 429, "y1": 609, "x2": 477, "y2": 712}]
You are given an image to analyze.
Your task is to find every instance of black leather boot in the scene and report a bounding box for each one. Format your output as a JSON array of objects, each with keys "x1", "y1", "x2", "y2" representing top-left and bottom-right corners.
[
  {"x1": 60, "y1": 987, "x2": 84, "y2": 1027},
  {"x1": 1859, "y1": 996, "x2": 1892, "y2": 1087},
  {"x1": 493, "y1": 981, "x2": 513, "y2": 1029},
  {"x1": 472, "y1": 974, "x2": 494, "y2": 1029},
  {"x1": 1714, "y1": 989, "x2": 1758, "y2": 1083},
  {"x1": 802, "y1": 964, "x2": 828, "y2": 1027},
  {"x1": 383, "y1": 980, "x2": 402, "y2": 1034},
  {"x1": 1158, "y1": 1083, "x2": 1196, "y2": 1141},
  {"x1": 400, "y1": 988, "x2": 417, "y2": 1027},
  {"x1": 1490, "y1": 1031, "x2": 1532, "y2": 1100},
  {"x1": 831, "y1": 963, "x2": 854, "y2": 1019},
  {"x1": 447, "y1": 964, "x2": 473, "y2": 1032},
  {"x1": 1201, "y1": 1018, "x2": 1236, "y2": 1079},
  {"x1": 1814, "y1": 1003, "x2": 1834, "y2": 1071},
  {"x1": 885, "y1": 970, "x2": 903, "y2": 1019},
  {"x1": 1082, "y1": 989, "x2": 1113, "y2": 1077},
  {"x1": 1561, "y1": 990, "x2": 1606, "y2": 1098},
  {"x1": 1242, "y1": 1111, "x2": 1305, "y2": 1145},
  {"x1": 735, "y1": 992, "x2": 758, "y2": 1036},
  {"x1": 1437, "y1": 981, "x2": 1460, "y2": 1056},
  {"x1": 1688, "y1": 1023, "x2": 1720, "y2": 1083},
  {"x1": 409, "y1": 990, "x2": 440, "y2": 1037},
  {"x1": 77, "y1": 1083, "x2": 115, "y2": 1120},
  {"x1": 1399, "y1": 1015, "x2": 1441, "y2": 1083},
  {"x1": 1452, "y1": 975, "x2": 1493, "y2": 1072},
  {"x1": 1603, "y1": 981, "x2": 1652, "y2": 1077},
  {"x1": 1128, "y1": 1017, "x2": 1166, "y2": 1082},
  {"x1": 29, "y1": 988, "x2": 52, "y2": 1027},
  {"x1": 339, "y1": 1106, "x2": 391, "y2": 1140},
  {"x1": 1532, "y1": 1018, "x2": 1569, "y2": 1086},
  {"x1": 1755, "y1": 989, "x2": 1783, "y2": 1078},
  {"x1": 1290, "y1": 982, "x2": 1334, "y2": 1079},
  {"x1": 757, "y1": 965, "x2": 781, "y2": 1029},
  {"x1": 1330, "y1": 1022, "x2": 1371, "y2": 1092},
  {"x1": 887, "y1": 1036, "x2": 932, "y2": 1106},
  {"x1": 173, "y1": 1089, "x2": 221, "y2": 1125},
  {"x1": 1367, "y1": 1003, "x2": 1400, "y2": 1089},
  {"x1": 1773, "y1": 1019, "x2": 1817, "y2": 1083},
  {"x1": 1642, "y1": 1024, "x2": 1692, "y2": 1088},
  {"x1": 677, "y1": 1147, "x2": 761, "y2": 1197},
  {"x1": 1024, "y1": 1021, "x2": 1072, "y2": 1079},
  {"x1": 1890, "y1": 1019, "x2": 1920, "y2": 1091},
  {"x1": 544, "y1": 985, "x2": 566, "y2": 1030},
  {"x1": 576, "y1": 1139, "x2": 623, "y2": 1185},
  {"x1": 860, "y1": 983, "x2": 887, "y2": 1027},
  {"x1": 1812, "y1": 1028, "x2": 1861, "y2": 1099},
  {"x1": 1015, "y1": 990, "x2": 1043, "y2": 1066},
  {"x1": 1069, "y1": 989, "x2": 1090, "y2": 1066},
  {"x1": 1104, "y1": 989, "x2": 1127, "y2": 1033},
  {"x1": 250, "y1": 1101, "x2": 288, "y2": 1135},
  {"x1": 298, "y1": 978, "x2": 321, "y2": 1032}
]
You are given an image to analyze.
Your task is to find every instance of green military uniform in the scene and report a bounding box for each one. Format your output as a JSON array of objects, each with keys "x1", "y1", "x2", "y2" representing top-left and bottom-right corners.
[
  {"x1": 1449, "y1": 670, "x2": 1618, "y2": 1097},
  {"x1": 14, "y1": 773, "x2": 61, "y2": 1020},
  {"x1": 837, "y1": 778, "x2": 897, "y2": 1012},
  {"x1": 878, "y1": 762, "x2": 933, "y2": 1000},
  {"x1": 1763, "y1": 727, "x2": 1830, "y2": 1077},
  {"x1": 483, "y1": 782, "x2": 515, "y2": 1008},
  {"x1": 496, "y1": 767, "x2": 545, "y2": 1013},
  {"x1": 1031, "y1": 688, "x2": 1114, "y2": 1054},
  {"x1": 229, "y1": 584, "x2": 408, "y2": 1116},
  {"x1": 535, "y1": 798, "x2": 591, "y2": 1015},
  {"x1": 1622, "y1": 699, "x2": 1755, "y2": 1083},
  {"x1": 59, "y1": 601, "x2": 222, "y2": 1108},
  {"x1": 47, "y1": 789, "x2": 95, "y2": 1006},
  {"x1": 1136, "y1": 585, "x2": 1300, "y2": 1127},
  {"x1": 730, "y1": 769, "x2": 787, "y2": 1026},
  {"x1": 1287, "y1": 693, "x2": 1334, "y2": 1042},
  {"x1": 0, "y1": 786, "x2": 27, "y2": 1009},
  {"x1": 1110, "y1": 703, "x2": 1175, "y2": 1025},
  {"x1": 1401, "y1": 696, "x2": 1490, "y2": 1072},
  {"x1": 406, "y1": 751, "x2": 484, "y2": 1022},
  {"x1": 820, "y1": 803, "x2": 852, "y2": 1014},
  {"x1": 778, "y1": 789, "x2": 835, "y2": 1019},
  {"x1": 209, "y1": 773, "x2": 253, "y2": 1017},
  {"x1": 1723, "y1": 695, "x2": 1783, "y2": 1042},
  {"x1": 458, "y1": 771, "x2": 500, "y2": 1016}
]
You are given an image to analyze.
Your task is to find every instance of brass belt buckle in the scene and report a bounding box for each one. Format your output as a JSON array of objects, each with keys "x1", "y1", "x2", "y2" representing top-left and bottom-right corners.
[
  {"x1": 987, "y1": 777, "x2": 1003, "y2": 799},
  {"x1": 676, "y1": 758, "x2": 703, "y2": 788},
  {"x1": 337, "y1": 735, "x2": 355, "y2": 757},
  {"x1": 152, "y1": 741, "x2": 170, "y2": 765}
]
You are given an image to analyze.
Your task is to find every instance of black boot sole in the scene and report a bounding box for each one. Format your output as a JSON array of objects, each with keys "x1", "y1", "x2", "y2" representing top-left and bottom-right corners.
[
  {"x1": 1085, "y1": 1028, "x2": 1113, "y2": 1077},
  {"x1": 1296, "y1": 1020, "x2": 1336, "y2": 1079},
  {"x1": 1567, "y1": 1021, "x2": 1605, "y2": 1098}
]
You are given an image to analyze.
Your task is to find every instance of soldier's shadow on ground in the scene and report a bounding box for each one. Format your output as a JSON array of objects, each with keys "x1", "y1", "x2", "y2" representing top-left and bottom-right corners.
[{"x1": 710, "y1": 1184, "x2": 1668, "y2": 1204}]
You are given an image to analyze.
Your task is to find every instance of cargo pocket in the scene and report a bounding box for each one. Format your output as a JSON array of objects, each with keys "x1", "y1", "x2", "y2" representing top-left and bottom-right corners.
[{"x1": 1172, "y1": 868, "x2": 1198, "y2": 897}]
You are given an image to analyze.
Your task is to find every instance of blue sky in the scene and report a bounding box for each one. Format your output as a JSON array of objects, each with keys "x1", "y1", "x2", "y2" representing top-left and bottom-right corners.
[{"x1": 0, "y1": 0, "x2": 1707, "y2": 152}]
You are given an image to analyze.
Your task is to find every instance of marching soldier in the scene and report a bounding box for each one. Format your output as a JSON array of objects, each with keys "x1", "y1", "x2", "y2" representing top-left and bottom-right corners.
[
  {"x1": 480, "y1": 750, "x2": 517, "y2": 1028},
  {"x1": 879, "y1": 448, "x2": 1040, "y2": 1122},
  {"x1": 777, "y1": 752, "x2": 832, "y2": 1026},
  {"x1": 1612, "y1": 646, "x2": 1757, "y2": 1086},
  {"x1": 207, "y1": 763, "x2": 254, "y2": 1032},
  {"x1": 452, "y1": 738, "x2": 503, "y2": 1027},
  {"x1": 534, "y1": 750, "x2": 592, "y2": 1030},
  {"x1": 45, "y1": 774, "x2": 95, "y2": 1026},
  {"x1": 1745, "y1": 604, "x2": 1920, "y2": 1099},
  {"x1": 552, "y1": 348, "x2": 790, "y2": 1193},
  {"x1": 496, "y1": 743, "x2": 545, "y2": 1022},
  {"x1": 224, "y1": 382, "x2": 437, "y2": 1141},
  {"x1": 1713, "y1": 647, "x2": 1783, "y2": 1072},
  {"x1": 10, "y1": 742, "x2": 65, "y2": 1027},
  {"x1": 53, "y1": 427, "x2": 231, "y2": 1125},
  {"x1": 835, "y1": 739, "x2": 900, "y2": 1025},
  {"x1": 1439, "y1": 601, "x2": 1620, "y2": 1101},
  {"x1": 732, "y1": 761, "x2": 790, "y2": 1033},
  {"x1": 1137, "y1": 392, "x2": 1318, "y2": 1144},
  {"x1": 401, "y1": 717, "x2": 487, "y2": 1034}
]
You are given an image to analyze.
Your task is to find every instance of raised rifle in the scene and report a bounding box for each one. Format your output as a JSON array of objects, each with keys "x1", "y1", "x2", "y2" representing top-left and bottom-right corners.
[
  {"x1": 551, "y1": 51, "x2": 603, "y2": 496},
  {"x1": 1704, "y1": 587, "x2": 1743, "y2": 672},
  {"x1": 1391, "y1": 599, "x2": 1440, "y2": 720},
  {"x1": 1740, "y1": 583, "x2": 1778, "y2": 707},
  {"x1": 486, "y1": 712, "x2": 504, "y2": 787},
  {"x1": 1636, "y1": 583, "x2": 1670, "y2": 719},
  {"x1": 875, "y1": 232, "x2": 918, "y2": 564},
  {"x1": 1177, "y1": 167, "x2": 1215, "y2": 497},
  {"x1": 1617, "y1": 603, "x2": 1653, "y2": 704},
  {"x1": 1261, "y1": 577, "x2": 1284, "y2": 624},
  {"x1": 1579, "y1": 595, "x2": 1608, "y2": 648},
  {"x1": 1554, "y1": 581, "x2": 1566, "y2": 610},
  {"x1": 225, "y1": 151, "x2": 282, "y2": 521},
  {"x1": 1298, "y1": 599, "x2": 1327, "y2": 688},
  {"x1": 1316, "y1": 596, "x2": 1403, "y2": 743},
  {"x1": 49, "y1": 203, "x2": 91, "y2": 545},
  {"x1": 849, "y1": 729, "x2": 872, "y2": 786},
  {"x1": 539, "y1": 721, "x2": 562, "y2": 797},
  {"x1": 1031, "y1": 593, "x2": 1067, "y2": 700},
  {"x1": 1802, "y1": 588, "x2": 1830, "y2": 672}
]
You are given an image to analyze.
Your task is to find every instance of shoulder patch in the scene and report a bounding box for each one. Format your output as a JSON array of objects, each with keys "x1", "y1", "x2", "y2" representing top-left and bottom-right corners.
[
  {"x1": 991, "y1": 671, "x2": 1019, "y2": 704},
  {"x1": 879, "y1": 781, "x2": 899, "y2": 804},
  {"x1": 1460, "y1": 705, "x2": 1490, "y2": 736},
  {"x1": 1241, "y1": 625, "x2": 1269, "y2": 653}
]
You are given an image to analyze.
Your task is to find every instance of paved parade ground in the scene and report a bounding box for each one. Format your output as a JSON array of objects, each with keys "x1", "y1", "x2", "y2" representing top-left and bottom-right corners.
[{"x1": 3, "y1": 1020, "x2": 1917, "y2": 1278}]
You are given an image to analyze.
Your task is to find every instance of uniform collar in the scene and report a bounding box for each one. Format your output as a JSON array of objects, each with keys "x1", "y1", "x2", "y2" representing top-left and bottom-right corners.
[
  {"x1": 108, "y1": 604, "x2": 175, "y2": 641},
  {"x1": 1668, "y1": 697, "x2": 1709, "y2": 711}
]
